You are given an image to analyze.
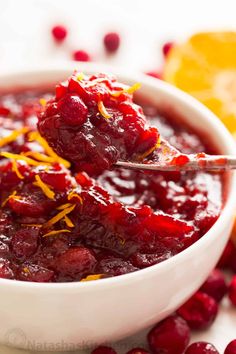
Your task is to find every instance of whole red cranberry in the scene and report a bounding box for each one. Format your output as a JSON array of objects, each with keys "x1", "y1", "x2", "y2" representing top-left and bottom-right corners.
[
  {"x1": 162, "y1": 41, "x2": 174, "y2": 57},
  {"x1": 228, "y1": 276, "x2": 236, "y2": 306},
  {"x1": 200, "y1": 268, "x2": 228, "y2": 302},
  {"x1": 91, "y1": 346, "x2": 117, "y2": 354},
  {"x1": 58, "y1": 94, "x2": 88, "y2": 126},
  {"x1": 217, "y1": 240, "x2": 236, "y2": 268},
  {"x1": 147, "y1": 315, "x2": 190, "y2": 354},
  {"x1": 104, "y1": 32, "x2": 120, "y2": 52},
  {"x1": 225, "y1": 340, "x2": 236, "y2": 354},
  {"x1": 51, "y1": 25, "x2": 67, "y2": 42},
  {"x1": 54, "y1": 246, "x2": 96, "y2": 279},
  {"x1": 177, "y1": 291, "x2": 218, "y2": 330},
  {"x1": 73, "y1": 50, "x2": 90, "y2": 62},
  {"x1": 185, "y1": 342, "x2": 219, "y2": 354},
  {"x1": 11, "y1": 227, "x2": 39, "y2": 259},
  {"x1": 0, "y1": 259, "x2": 14, "y2": 279},
  {"x1": 126, "y1": 349, "x2": 149, "y2": 354}
]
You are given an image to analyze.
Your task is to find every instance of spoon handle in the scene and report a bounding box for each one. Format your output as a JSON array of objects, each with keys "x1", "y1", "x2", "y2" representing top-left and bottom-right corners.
[{"x1": 115, "y1": 155, "x2": 236, "y2": 172}]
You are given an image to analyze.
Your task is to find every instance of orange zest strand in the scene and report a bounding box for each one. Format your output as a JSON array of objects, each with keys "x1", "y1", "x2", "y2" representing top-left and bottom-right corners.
[
  {"x1": 57, "y1": 203, "x2": 73, "y2": 210},
  {"x1": 0, "y1": 151, "x2": 50, "y2": 166},
  {"x1": 43, "y1": 204, "x2": 76, "y2": 229},
  {"x1": 0, "y1": 127, "x2": 29, "y2": 148},
  {"x1": 11, "y1": 160, "x2": 24, "y2": 179},
  {"x1": 33, "y1": 175, "x2": 55, "y2": 199},
  {"x1": 80, "y1": 274, "x2": 103, "y2": 282},
  {"x1": 1, "y1": 190, "x2": 21, "y2": 207},
  {"x1": 28, "y1": 131, "x2": 71, "y2": 168},
  {"x1": 68, "y1": 191, "x2": 83, "y2": 205},
  {"x1": 42, "y1": 229, "x2": 71, "y2": 238},
  {"x1": 39, "y1": 98, "x2": 47, "y2": 107},
  {"x1": 97, "y1": 101, "x2": 111, "y2": 119},
  {"x1": 76, "y1": 72, "x2": 84, "y2": 81},
  {"x1": 64, "y1": 215, "x2": 74, "y2": 228},
  {"x1": 23, "y1": 151, "x2": 55, "y2": 163},
  {"x1": 111, "y1": 82, "x2": 141, "y2": 97},
  {"x1": 138, "y1": 136, "x2": 162, "y2": 161}
]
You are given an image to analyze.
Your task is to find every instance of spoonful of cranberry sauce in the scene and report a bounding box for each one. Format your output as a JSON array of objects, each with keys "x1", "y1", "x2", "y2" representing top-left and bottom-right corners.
[{"x1": 38, "y1": 72, "x2": 235, "y2": 175}]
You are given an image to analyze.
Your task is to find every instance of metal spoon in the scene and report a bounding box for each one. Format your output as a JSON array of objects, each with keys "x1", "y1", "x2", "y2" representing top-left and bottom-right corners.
[{"x1": 115, "y1": 139, "x2": 236, "y2": 172}]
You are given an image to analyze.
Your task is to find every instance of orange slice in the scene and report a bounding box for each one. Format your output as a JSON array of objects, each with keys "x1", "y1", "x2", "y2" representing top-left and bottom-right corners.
[{"x1": 163, "y1": 32, "x2": 236, "y2": 134}]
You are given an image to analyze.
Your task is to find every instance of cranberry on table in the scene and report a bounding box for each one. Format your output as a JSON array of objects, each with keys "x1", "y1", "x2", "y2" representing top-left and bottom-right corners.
[
  {"x1": 224, "y1": 340, "x2": 236, "y2": 354},
  {"x1": 177, "y1": 291, "x2": 218, "y2": 330},
  {"x1": 185, "y1": 342, "x2": 219, "y2": 354},
  {"x1": 200, "y1": 268, "x2": 228, "y2": 302},
  {"x1": 126, "y1": 349, "x2": 149, "y2": 354},
  {"x1": 228, "y1": 275, "x2": 236, "y2": 306},
  {"x1": 147, "y1": 315, "x2": 190, "y2": 354},
  {"x1": 217, "y1": 239, "x2": 236, "y2": 269},
  {"x1": 104, "y1": 32, "x2": 120, "y2": 52},
  {"x1": 73, "y1": 50, "x2": 91, "y2": 62},
  {"x1": 162, "y1": 41, "x2": 174, "y2": 57},
  {"x1": 51, "y1": 25, "x2": 67, "y2": 42},
  {"x1": 91, "y1": 346, "x2": 117, "y2": 354}
]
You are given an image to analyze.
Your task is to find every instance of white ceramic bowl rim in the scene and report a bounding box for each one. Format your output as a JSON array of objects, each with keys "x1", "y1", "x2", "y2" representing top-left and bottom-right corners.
[{"x1": 1, "y1": 62, "x2": 236, "y2": 291}]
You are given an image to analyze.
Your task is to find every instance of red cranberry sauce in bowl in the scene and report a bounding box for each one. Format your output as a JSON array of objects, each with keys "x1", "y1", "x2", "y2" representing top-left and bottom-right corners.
[{"x1": 0, "y1": 72, "x2": 223, "y2": 283}]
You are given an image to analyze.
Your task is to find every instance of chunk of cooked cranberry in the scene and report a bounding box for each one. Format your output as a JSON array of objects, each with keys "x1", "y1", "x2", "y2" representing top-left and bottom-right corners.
[
  {"x1": 148, "y1": 315, "x2": 190, "y2": 354},
  {"x1": 200, "y1": 268, "x2": 227, "y2": 302},
  {"x1": 17, "y1": 263, "x2": 55, "y2": 282},
  {"x1": 185, "y1": 342, "x2": 219, "y2": 354},
  {"x1": 0, "y1": 258, "x2": 14, "y2": 279},
  {"x1": 53, "y1": 246, "x2": 97, "y2": 280},
  {"x1": 58, "y1": 93, "x2": 88, "y2": 126},
  {"x1": 10, "y1": 227, "x2": 39, "y2": 259},
  {"x1": 96, "y1": 257, "x2": 138, "y2": 277},
  {"x1": 8, "y1": 186, "x2": 56, "y2": 217},
  {"x1": 177, "y1": 291, "x2": 218, "y2": 330}
]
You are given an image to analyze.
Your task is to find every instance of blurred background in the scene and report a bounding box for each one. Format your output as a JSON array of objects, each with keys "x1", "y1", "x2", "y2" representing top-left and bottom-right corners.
[{"x1": 1, "y1": 0, "x2": 236, "y2": 74}]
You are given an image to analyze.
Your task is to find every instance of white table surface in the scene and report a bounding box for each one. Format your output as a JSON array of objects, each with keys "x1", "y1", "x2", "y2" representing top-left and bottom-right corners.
[{"x1": 0, "y1": 0, "x2": 236, "y2": 352}]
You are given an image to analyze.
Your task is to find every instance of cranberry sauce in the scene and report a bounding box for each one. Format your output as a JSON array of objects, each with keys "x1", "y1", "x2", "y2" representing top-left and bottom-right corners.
[
  {"x1": 0, "y1": 82, "x2": 223, "y2": 282},
  {"x1": 38, "y1": 73, "x2": 160, "y2": 175}
]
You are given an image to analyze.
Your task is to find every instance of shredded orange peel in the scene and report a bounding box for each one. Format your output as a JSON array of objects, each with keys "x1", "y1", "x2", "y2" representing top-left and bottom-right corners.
[
  {"x1": 43, "y1": 204, "x2": 76, "y2": 229},
  {"x1": 39, "y1": 98, "x2": 47, "y2": 107},
  {"x1": 42, "y1": 229, "x2": 71, "y2": 238},
  {"x1": 28, "y1": 131, "x2": 71, "y2": 168},
  {"x1": 138, "y1": 135, "x2": 162, "y2": 161},
  {"x1": 11, "y1": 159, "x2": 24, "y2": 179},
  {"x1": 68, "y1": 191, "x2": 83, "y2": 205},
  {"x1": 33, "y1": 175, "x2": 55, "y2": 200},
  {"x1": 1, "y1": 190, "x2": 21, "y2": 207},
  {"x1": 0, "y1": 151, "x2": 51, "y2": 166},
  {"x1": 111, "y1": 82, "x2": 141, "y2": 97},
  {"x1": 80, "y1": 274, "x2": 103, "y2": 282},
  {"x1": 0, "y1": 127, "x2": 29, "y2": 148},
  {"x1": 97, "y1": 101, "x2": 111, "y2": 119},
  {"x1": 64, "y1": 215, "x2": 74, "y2": 228}
]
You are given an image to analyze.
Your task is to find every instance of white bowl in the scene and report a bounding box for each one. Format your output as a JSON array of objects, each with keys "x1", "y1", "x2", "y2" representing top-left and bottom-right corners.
[{"x1": 0, "y1": 63, "x2": 236, "y2": 352}]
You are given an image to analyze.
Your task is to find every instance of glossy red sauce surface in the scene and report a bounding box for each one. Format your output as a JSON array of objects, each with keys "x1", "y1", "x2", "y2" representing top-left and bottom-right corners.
[{"x1": 0, "y1": 81, "x2": 223, "y2": 282}]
